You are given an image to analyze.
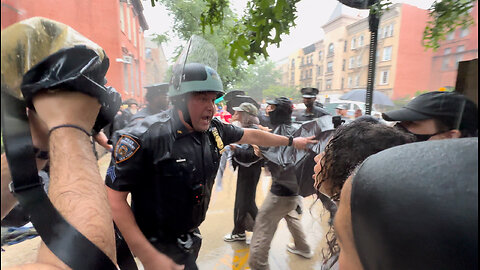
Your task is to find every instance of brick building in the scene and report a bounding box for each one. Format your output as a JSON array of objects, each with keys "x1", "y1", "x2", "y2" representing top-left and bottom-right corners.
[
  {"x1": 1, "y1": 0, "x2": 149, "y2": 103},
  {"x1": 277, "y1": 2, "x2": 477, "y2": 100}
]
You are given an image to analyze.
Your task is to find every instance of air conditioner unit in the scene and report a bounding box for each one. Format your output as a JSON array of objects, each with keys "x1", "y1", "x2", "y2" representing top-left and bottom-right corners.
[{"x1": 123, "y1": 56, "x2": 132, "y2": 64}]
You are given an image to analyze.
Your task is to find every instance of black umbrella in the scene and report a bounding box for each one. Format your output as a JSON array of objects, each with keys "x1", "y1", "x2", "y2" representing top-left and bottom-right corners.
[{"x1": 340, "y1": 89, "x2": 394, "y2": 106}]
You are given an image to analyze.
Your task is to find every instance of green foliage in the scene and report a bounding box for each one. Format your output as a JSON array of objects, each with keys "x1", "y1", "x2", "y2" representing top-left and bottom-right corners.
[
  {"x1": 152, "y1": 0, "x2": 243, "y2": 88},
  {"x1": 423, "y1": 0, "x2": 476, "y2": 50},
  {"x1": 232, "y1": 58, "x2": 281, "y2": 101},
  {"x1": 263, "y1": 85, "x2": 301, "y2": 101},
  {"x1": 150, "y1": 33, "x2": 170, "y2": 46},
  {"x1": 369, "y1": 0, "x2": 392, "y2": 16}
]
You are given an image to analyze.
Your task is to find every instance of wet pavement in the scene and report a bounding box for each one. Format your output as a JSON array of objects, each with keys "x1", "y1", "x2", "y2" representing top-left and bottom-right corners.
[{"x1": 1, "y1": 153, "x2": 331, "y2": 269}]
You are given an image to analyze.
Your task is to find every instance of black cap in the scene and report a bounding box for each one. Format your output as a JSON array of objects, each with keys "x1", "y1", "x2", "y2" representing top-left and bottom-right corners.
[
  {"x1": 144, "y1": 83, "x2": 169, "y2": 93},
  {"x1": 300, "y1": 87, "x2": 319, "y2": 98},
  {"x1": 124, "y1": 98, "x2": 138, "y2": 105},
  {"x1": 382, "y1": 91, "x2": 477, "y2": 131},
  {"x1": 266, "y1": 97, "x2": 293, "y2": 108},
  {"x1": 224, "y1": 90, "x2": 246, "y2": 102}
]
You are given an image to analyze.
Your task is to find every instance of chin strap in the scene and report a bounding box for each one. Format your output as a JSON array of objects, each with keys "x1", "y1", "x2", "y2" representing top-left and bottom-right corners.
[{"x1": 1, "y1": 93, "x2": 117, "y2": 270}]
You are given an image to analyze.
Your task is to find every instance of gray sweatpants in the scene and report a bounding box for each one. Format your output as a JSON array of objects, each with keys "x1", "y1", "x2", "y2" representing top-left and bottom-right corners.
[{"x1": 248, "y1": 192, "x2": 311, "y2": 270}]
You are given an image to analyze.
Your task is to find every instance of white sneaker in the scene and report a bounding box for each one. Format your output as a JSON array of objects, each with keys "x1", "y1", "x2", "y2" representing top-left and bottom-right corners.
[
  {"x1": 224, "y1": 233, "x2": 246, "y2": 242},
  {"x1": 286, "y1": 243, "x2": 314, "y2": 259}
]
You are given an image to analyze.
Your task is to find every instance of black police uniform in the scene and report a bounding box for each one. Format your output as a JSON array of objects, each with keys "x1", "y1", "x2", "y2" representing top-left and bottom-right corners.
[
  {"x1": 105, "y1": 108, "x2": 244, "y2": 268},
  {"x1": 130, "y1": 107, "x2": 158, "y2": 123},
  {"x1": 296, "y1": 106, "x2": 330, "y2": 122}
]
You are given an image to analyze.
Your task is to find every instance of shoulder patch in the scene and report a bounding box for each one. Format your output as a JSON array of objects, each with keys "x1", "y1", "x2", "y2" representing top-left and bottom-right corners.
[{"x1": 114, "y1": 135, "x2": 140, "y2": 163}]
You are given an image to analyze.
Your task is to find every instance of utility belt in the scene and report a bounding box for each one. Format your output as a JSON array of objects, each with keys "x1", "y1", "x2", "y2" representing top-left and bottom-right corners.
[{"x1": 148, "y1": 228, "x2": 202, "y2": 254}]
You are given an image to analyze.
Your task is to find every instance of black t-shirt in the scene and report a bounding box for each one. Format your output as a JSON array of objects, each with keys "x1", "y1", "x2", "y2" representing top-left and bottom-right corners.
[{"x1": 105, "y1": 109, "x2": 244, "y2": 237}]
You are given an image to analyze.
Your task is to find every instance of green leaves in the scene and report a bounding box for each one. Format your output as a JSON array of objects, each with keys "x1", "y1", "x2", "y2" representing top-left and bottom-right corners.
[
  {"x1": 199, "y1": 0, "x2": 301, "y2": 66},
  {"x1": 423, "y1": 0, "x2": 475, "y2": 50}
]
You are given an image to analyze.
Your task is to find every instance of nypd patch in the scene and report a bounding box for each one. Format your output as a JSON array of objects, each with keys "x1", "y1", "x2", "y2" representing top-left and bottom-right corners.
[{"x1": 114, "y1": 135, "x2": 140, "y2": 163}]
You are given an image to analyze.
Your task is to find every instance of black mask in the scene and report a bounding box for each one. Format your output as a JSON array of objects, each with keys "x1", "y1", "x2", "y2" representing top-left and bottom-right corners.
[{"x1": 394, "y1": 122, "x2": 445, "y2": 142}]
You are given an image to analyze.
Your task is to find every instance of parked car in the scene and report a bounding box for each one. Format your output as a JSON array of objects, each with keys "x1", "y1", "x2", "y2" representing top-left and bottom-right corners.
[{"x1": 324, "y1": 101, "x2": 381, "y2": 119}]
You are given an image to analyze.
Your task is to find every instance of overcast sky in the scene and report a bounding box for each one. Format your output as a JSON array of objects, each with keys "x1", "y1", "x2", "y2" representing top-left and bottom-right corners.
[{"x1": 141, "y1": 0, "x2": 435, "y2": 64}]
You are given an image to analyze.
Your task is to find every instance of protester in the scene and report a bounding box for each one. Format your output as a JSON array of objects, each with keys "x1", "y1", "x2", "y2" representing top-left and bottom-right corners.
[
  {"x1": 1, "y1": 16, "x2": 118, "y2": 269},
  {"x1": 296, "y1": 87, "x2": 330, "y2": 122},
  {"x1": 382, "y1": 91, "x2": 478, "y2": 141},
  {"x1": 105, "y1": 64, "x2": 317, "y2": 270},
  {"x1": 334, "y1": 138, "x2": 477, "y2": 270},
  {"x1": 313, "y1": 119, "x2": 415, "y2": 269},
  {"x1": 335, "y1": 104, "x2": 348, "y2": 118},
  {"x1": 354, "y1": 109, "x2": 362, "y2": 118},
  {"x1": 105, "y1": 98, "x2": 138, "y2": 139},
  {"x1": 223, "y1": 103, "x2": 263, "y2": 244},
  {"x1": 249, "y1": 97, "x2": 314, "y2": 270}
]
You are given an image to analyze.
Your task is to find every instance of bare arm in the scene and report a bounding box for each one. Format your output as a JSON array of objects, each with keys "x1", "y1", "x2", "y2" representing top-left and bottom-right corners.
[
  {"x1": 236, "y1": 128, "x2": 317, "y2": 150},
  {"x1": 27, "y1": 91, "x2": 115, "y2": 269},
  {"x1": 107, "y1": 187, "x2": 183, "y2": 270},
  {"x1": 93, "y1": 131, "x2": 113, "y2": 152}
]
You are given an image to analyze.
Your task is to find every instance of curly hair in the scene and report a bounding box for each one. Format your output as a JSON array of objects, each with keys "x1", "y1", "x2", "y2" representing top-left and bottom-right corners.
[{"x1": 315, "y1": 120, "x2": 415, "y2": 264}]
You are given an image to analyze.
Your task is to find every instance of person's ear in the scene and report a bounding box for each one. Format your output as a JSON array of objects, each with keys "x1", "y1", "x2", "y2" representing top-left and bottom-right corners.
[{"x1": 439, "y1": 129, "x2": 462, "y2": 139}]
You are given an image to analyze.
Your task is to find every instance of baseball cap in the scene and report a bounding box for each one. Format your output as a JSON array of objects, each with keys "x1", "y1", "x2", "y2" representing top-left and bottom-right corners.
[
  {"x1": 301, "y1": 87, "x2": 319, "y2": 98},
  {"x1": 382, "y1": 91, "x2": 477, "y2": 131},
  {"x1": 336, "y1": 104, "x2": 348, "y2": 110},
  {"x1": 233, "y1": 102, "x2": 258, "y2": 116}
]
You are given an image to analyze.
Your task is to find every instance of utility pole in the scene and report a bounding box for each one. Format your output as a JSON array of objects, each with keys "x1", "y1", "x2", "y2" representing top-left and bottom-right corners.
[{"x1": 338, "y1": 0, "x2": 380, "y2": 115}]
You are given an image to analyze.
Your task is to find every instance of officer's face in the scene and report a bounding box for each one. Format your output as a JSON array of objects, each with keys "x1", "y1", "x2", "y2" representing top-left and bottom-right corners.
[
  {"x1": 188, "y1": 92, "x2": 217, "y2": 132},
  {"x1": 303, "y1": 97, "x2": 315, "y2": 107}
]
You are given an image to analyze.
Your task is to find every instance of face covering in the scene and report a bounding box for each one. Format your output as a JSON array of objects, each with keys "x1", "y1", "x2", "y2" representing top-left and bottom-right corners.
[{"x1": 394, "y1": 122, "x2": 445, "y2": 142}]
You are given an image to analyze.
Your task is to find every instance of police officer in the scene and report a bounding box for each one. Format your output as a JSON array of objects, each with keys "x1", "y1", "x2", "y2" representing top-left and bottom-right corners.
[
  {"x1": 105, "y1": 63, "x2": 317, "y2": 270},
  {"x1": 296, "y1": 87, "x2": 330, "y2": 122},
  {"x1": 130, "y1": 83, "x2": 170, "y2": 123},
  {"x1": 104, "y1": 98, "x2": 138, "y2": 139}
]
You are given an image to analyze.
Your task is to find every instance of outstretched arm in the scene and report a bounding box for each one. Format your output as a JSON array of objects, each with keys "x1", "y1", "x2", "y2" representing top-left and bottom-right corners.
[{"x1": 236, "y1": 128, "x2": 317, "y2": 150}]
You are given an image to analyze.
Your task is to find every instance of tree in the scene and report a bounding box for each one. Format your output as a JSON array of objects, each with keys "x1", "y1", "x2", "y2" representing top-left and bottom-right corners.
[
  {"x1": 232, "y1": 59, "x2": 282, "y2": 101},
  {"x1": 262, "y1": 85, "x2": 301, "y2": 101},
  {"x1": 151, "y1": 0, "x2": 246, "y2": 88},
  {"x1": 151, "y1": 0, "x2": 477, "y2": 66}
]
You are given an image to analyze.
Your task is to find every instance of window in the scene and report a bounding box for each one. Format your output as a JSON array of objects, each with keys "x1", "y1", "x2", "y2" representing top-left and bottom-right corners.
[
  {"x1": 460, "y1": 28, "x2": 469, "y2": 38},
  {"x1": 135, "y1": 60, "x2": 140, "y2": 96},
  {"x1": 301, "y1": 57, "x2": 304, "y2": 66},
  {"x1": 351, "y1": 38, "x2": 356, "y2": 49},
  {"x1": 457, "y1": 45, "x2": 465, "y2": 53},
  {"x1": 348, "y1": 76, "x2": 353, "y2": 88},
  {"x1": 389, "y1": 24, "x2": 394, "y2": 37},
  {"x1": 326, "y1": 79, "x2": 332, "y2": 90},
  {"x1": 383, "y1": 27, "x2": 388, "y2": 39},
  {"x1": 291, "y1": 72, "x2": 295, "y2": 81},
  {"x1": 447, "y1": 31, "x2": 455, "y2": 40},
  {"x1": 301, "y1": 70, "x2": 304, "y2": 79},
  {"x1": 133, "y1": 19, "x2": 137, "y2": 47},
  {"x1": 328, "y1": 43, "x2": 334, "y2": 56},
  {"x1": 318, "y1": 51, "x2": 323, "y2": 61},
  {"x1": 327, "y1": 61, "x2": 333, "y2": 73},
  {"x1": 444, "y1": 48, "x2": 451, "y2": 55},
  {"x1": 378, "y1": 27, "x2": 383, "y2": 39},
  {"x1": 359, "y1": 35, "x2": 364, "y2": 47},
  {"x1": 442, "y1": 57, "x2": 450, "y2": 70},
  {"x1": 382, "y1": 46, "x2": 392, "y2": 61},
  {"x1": 123, "y1": 62, "x2": 129, "y2": 93},
  {"x1": 380, "y1": 70, "x2": 389, "y2": 85},
  {"x1": 119, "y1": 2, "x2": 125, "y2": 32},
  {"x1": 355, "y1": 75, "x2": 360, "y2": 87},
  {"x1": 376, "y1": 51, "x2": 380, "y2": 62},
  {"x1": 342, "y1": 59, "x2": 346, "y2": 71},
  {"x1": 341, "y1": 78, "x2": 344, "y2": 89},
  {"x1": 349, "y1": 57, "x2": 355, "y2": 69},
  {"x1": 291, "y1": 59, "x2": 295, "y2": 68},
  {"x1": 127, "y1": 7, "x2": 132, "y2": 40},
  {"x1": 317, "y1": 66, "x2": 322, "y2": 75},
  {"x1": 344, "y1": 40, "x2": 347, "y2": 52},
  {"x1": 130, "y1": 58, "x2": 135, "y2": 95},
  {"x1": 356, "y1": 55, "x2": 362, "y2": 67}
]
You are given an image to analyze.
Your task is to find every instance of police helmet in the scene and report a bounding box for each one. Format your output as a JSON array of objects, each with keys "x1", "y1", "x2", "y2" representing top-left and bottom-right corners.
[{"x1": 168, "y1": 63, "x2": 224, "y2": 98}]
